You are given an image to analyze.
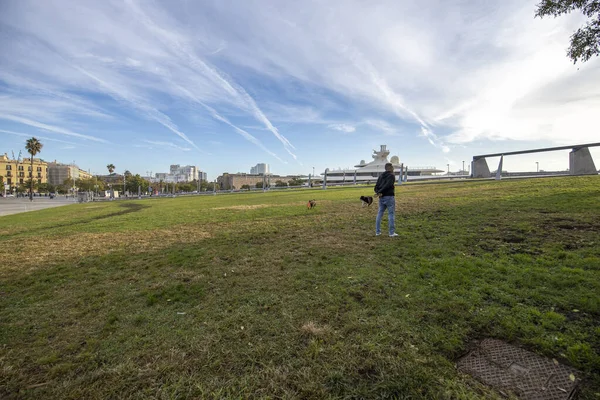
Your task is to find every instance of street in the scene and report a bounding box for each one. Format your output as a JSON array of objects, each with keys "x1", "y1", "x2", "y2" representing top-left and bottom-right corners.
[{"x1": 0, "y1": 196, "x2": 76, "y2": 217}]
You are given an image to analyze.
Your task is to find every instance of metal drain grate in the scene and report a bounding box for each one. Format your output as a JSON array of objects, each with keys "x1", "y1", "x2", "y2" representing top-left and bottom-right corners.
[{"x1": 457, "y1": 339, "x2": 581, "y2": 399}]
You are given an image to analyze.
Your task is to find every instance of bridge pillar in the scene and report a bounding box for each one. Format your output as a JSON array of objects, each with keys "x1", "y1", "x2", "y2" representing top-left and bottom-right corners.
[
  {"x1": 495, "y1": 155, "x2": 504, "y2": 180},
  {"x1": 472, "y1": 158, "x2": 491, "y2": 178},
  {"x1": 569, "y1": 147, "x2": 597, "y2": 175}
]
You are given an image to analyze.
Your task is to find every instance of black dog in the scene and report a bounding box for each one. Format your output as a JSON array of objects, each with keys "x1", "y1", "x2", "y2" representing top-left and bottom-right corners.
[
  {"x1": 307, "y1": 199, "x2": 317, "y2": 209},
  {"x1": 360, "y1": 196, "x2": 374, "y2": 207}
]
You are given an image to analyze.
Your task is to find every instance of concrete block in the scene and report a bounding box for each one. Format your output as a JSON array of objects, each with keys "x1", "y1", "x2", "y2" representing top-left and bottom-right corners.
[
  {"x1": 472, "y1": 158, "x2": 491, "y2": 178},
  {"x1": 569, "y1": 147, "x2": 597, "y2": 175}
]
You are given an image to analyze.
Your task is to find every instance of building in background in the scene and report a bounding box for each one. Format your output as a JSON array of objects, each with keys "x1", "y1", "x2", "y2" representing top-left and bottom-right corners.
[
  {"x1": 218, "y1": 173, "x2": 262, "y2": 190},
  {"x1": 47, "y1": 162, "x2": 93, "y2": 186},
  {"x1": 152, "y1": 165, "x2": 199, "y2": 183},
  {"x1": 170, "y1": 164, "x2": 198, "y2": 182},
  {"x1": 217, "y1": 172, "x2": 302, "y2": 190},
  {"x1": 1, "y1": 153, "x2": 49, "y2": 192},
  {"x1": 78, "y1": 168, "x2": 92, "y2": 180},
  {"x1": 96, "y1": 173, "x2": 124, "y2": 185},
  {"x1": 199, "y1": 171, "x2": 207, "y2": 182},
  {"x1": 154, "y1": 173, "x2": 168, "y2": 182},
  {"x1": 250, "y1": 163, "x2": 270, "y2": 175},
  {"x1": 47, "y1": 162, "x2": 80, "y2": 186}
]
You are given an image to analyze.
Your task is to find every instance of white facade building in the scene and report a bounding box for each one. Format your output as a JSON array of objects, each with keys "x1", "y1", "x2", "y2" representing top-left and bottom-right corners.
[
  {"x1": 154, "y1": 165, "x2": 199, "y2": 183},
  {"x1": 250, "y1": 163, "x2": 270, "y2": 175},
  {"x1": 169, "y1": 165, "x2": 198, "y2": 182}
]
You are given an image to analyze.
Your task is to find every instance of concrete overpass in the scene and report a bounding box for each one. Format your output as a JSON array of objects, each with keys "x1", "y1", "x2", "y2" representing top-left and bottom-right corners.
[{"x1": 472, "y1": 142, "x2": 600, "y2": 178}]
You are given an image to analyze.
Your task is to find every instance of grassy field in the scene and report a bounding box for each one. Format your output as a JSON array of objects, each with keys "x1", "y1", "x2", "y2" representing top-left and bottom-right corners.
[{"x1": 1, "y1": 177, "x2": 599, "y2": 399}]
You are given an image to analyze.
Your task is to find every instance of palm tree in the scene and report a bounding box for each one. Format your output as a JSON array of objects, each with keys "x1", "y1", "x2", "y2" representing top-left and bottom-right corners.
[
  {"x1": 25, "y1": 137, "x2": 43, "y2": 201},
  {"x1": 107, "y1": 164, "x2": 115, "y2": 174}
]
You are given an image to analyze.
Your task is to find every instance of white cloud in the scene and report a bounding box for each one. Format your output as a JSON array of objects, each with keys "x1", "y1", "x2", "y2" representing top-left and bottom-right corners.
[
  {"x1": 142, "y1": 140, "x2": 191, "y2": 151},
  {"x1": 121, "y1": 0, "x2": 297, "y2": 158},
  {"x1": 0, "y1": 115, "x2": 106, "y2": 143},
  {"x1": 0, "y1": 0, "x2": 295, "y2": 161},
  {"x1": 1, "y1": 0, "x2": 598, "y2": 164},
  {"x1": 0, "y1": 129, "x2": 78, "y2": 145},
  {"x1": 192, "y1": 0, "x2": 598, "y2": 147},
  {"x1": 328, "y1": 123, "x2": 355, "y2": 133},
  {"x1": 363, "y1": 120, "x2": 400, "y2": 136},
  {"x1": 74, "y1": 65, "x2": 202, "y2": 151}
]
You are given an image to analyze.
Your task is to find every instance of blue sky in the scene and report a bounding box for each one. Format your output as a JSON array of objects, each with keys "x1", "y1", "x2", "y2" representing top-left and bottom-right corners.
[{"x1": 1, "y1": 0, "x2": 599, "y2": 180}]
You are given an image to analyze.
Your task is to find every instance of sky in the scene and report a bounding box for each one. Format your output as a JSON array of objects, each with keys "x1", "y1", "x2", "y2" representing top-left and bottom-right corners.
[{"x1": 1, "y1": 0, "x2": 599, "y2": 180}]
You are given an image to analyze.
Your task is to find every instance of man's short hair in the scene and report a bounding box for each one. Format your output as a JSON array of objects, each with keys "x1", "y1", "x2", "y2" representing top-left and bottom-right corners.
[{"x1": 385, "y1": 163, "x2": 394, "y2": 171}]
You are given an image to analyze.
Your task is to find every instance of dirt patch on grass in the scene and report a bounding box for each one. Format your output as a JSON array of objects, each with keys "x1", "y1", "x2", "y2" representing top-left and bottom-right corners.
[
  {"x1": 1, "y1": 226, "x2": 211, "y2": 274},
  {"x1": 213, "y1": 200, "x2": 333, "y2": 212},
  {"x1": 502, "y1": 235, "x2": 526, "y2": 244},
  {"x1": 543, "y1": 217, "x2": 600, "y2": 232},
  {"x1": 300, "y1": 321, "x2": 331, "y2": 338},
  {"x1": 556, "y1": 223, "x2": 596, "y2": 231},
  {"x1": 212, "y1": 204, "x2": 272, "y2": 210}
]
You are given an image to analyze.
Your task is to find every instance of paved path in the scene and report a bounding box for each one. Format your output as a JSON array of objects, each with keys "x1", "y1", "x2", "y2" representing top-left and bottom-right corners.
[{"x1": 0, "y1": 197, "x2": 76, "y2": 217}]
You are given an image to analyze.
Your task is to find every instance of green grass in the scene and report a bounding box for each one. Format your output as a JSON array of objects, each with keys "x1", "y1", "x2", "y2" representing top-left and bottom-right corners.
[{"x1": 1, "y1": 177, "x2": 599, "y2": 399}]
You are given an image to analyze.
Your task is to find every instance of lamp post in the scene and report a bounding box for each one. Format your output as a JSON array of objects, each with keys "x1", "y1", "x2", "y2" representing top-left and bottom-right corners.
[
  {"x1": 447, "y1": 164, "x2": 450, "y2": 175},
  {"x1": 462, "y1": 160, "x2": 465, "y2": 175},
  {"x1": 536, "y1": 162, "x2": 539, "y2": 173}
]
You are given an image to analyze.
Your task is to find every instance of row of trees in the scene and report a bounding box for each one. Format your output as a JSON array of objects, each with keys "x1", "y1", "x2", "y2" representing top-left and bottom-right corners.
[
  {"x1": 13, "y1": 140, "x2": 306, "y2": 196},
  {"x1": 8, "y1": 138, "x2": 217, "y2": 197},
  {"x1": 12, "y1": 176, "x2": 214, "y2": 196},
  {"x1": 105, "y1": 164, "x2": 214, "y2": 195},
  {"x1": 7, "y1": 169, "x2": 216, "y2": 196}
]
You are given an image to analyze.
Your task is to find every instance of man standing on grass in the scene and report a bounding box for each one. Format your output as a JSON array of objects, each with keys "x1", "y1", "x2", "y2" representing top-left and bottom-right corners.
[{"x1": 374, "y1": 162, "x2": 398, "y2": 237}]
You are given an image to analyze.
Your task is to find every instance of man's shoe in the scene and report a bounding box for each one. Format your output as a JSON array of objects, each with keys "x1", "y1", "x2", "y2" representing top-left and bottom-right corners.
[
  {"x1": 375, "y1": 233, "x2": 381, "y2": 236},
  {"x1": 389, "y1": 233, "x2": 399, "y2": 237}
]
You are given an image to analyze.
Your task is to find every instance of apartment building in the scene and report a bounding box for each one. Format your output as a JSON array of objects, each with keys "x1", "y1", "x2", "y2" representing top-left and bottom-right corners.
[
  {"x1": 250, "y1": 163, "x2": 270, "y2": 175},
  {"x1": 153, "y1": 165, "x2": 201, "y2": 183},
  {"x1": 47, "y1": 162, "x2": 78, "y2": 186},
  {"x1": 217, "y1": 172, "x2": 300, "y2": 190},
  {"x1": 1, "y1": 153, "x2": 48, "y2": 190}
]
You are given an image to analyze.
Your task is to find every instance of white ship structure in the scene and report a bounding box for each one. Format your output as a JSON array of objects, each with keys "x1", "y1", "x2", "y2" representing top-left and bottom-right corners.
[{"x1": 321, "y1": 145, "x2": 443, "y2": 183}]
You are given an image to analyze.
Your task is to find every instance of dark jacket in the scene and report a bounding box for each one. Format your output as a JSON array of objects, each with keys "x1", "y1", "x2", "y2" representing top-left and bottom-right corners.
[{"x1": 375, "y1": 171, "x2": 395, "y2": 197}]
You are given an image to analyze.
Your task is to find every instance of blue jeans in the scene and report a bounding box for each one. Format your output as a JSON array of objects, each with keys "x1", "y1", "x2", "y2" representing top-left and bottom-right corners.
[{"x1": 376, "y1": 196, "x2": 395, "y2": 235}]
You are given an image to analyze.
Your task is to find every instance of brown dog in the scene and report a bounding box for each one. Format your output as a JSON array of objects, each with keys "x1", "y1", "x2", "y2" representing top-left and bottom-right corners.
[{"x1": 307, "y1": 199, "x2": 316, "y2": 209}]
